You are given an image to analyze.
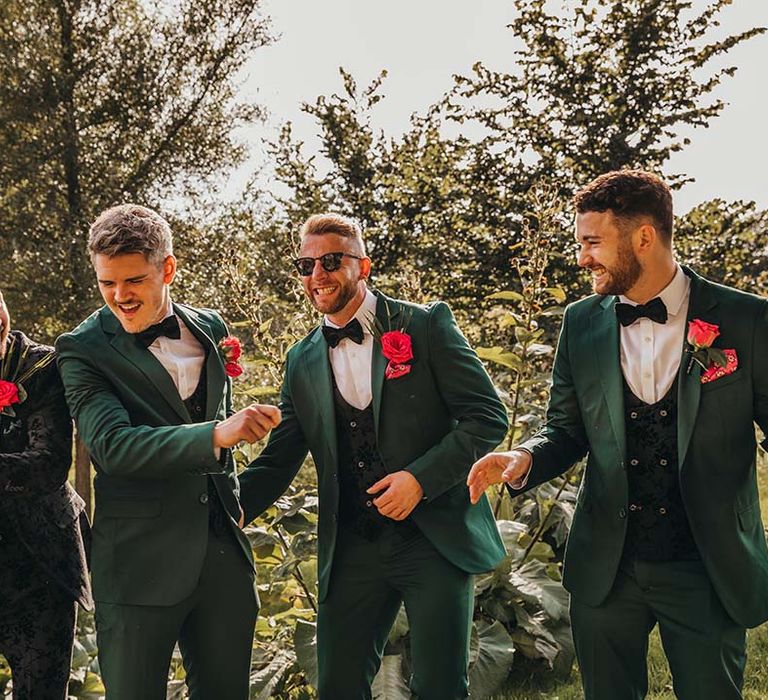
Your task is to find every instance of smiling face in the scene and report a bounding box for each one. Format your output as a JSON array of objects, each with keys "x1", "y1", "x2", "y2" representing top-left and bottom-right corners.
[
  {"x1": 576, "y1": 210, "x2": 642, "y2": 296},
  {"x1": 298, "y1": 233, "x2": 371, "y2": 320},
  {"x1": 93, "y1": 252, "x2": 176, "y2": 333}
]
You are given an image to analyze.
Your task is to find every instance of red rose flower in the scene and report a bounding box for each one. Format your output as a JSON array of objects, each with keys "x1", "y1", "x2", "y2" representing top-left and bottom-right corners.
[
  {"x1": 0, "y1": 380, "x2": 20, "y2": 409},
  {"x1": 687, "y1": 319, "x2": 719, "y2": 349},
  {"x1": 380, "y1": 331, "x2": 413, "y2": 364},
  {"x1": 224, "y1": 361, "x2": 243, "y2": 378},
  {"x1": 219, "y1": 336, "x2": 242, "y2": 362}
]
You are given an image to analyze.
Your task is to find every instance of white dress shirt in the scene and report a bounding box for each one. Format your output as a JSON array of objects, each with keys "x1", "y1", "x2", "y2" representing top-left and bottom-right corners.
[
  {"x1": 618, "y1": 265, "x2": 690, "y2": 404},
  {"x1": 146, "y1": 301, "x2": 206, "y2": 400},
  {"x1": 325, "y1": 290, "x2": 377, "y2": 410}
]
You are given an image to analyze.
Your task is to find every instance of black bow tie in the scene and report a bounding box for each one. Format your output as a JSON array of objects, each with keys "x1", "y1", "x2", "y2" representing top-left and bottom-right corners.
[
  {"x1": 322, "y1": 318, "x2": 364, "y2": 348},
  {"x1": 135, "y1": 315, "x2": 181, "y2": 348},
  {"x1": 615, "y1": 297, "x2": 668, "y2": 327}
]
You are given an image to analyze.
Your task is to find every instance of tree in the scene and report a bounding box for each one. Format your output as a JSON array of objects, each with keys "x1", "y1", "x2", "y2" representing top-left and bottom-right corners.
[
  {"x1": 269, "y1": 1, "x2": 764, "y2": 310},
  {"x1": 0, "y1": 0, "x2": 273, "y2": 338}
]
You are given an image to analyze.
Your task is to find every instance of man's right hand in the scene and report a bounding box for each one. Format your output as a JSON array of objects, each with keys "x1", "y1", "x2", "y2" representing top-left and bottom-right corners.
[
  {"x1": 213, "y1": 404, "x2": 282, "y2": 449},
  {"x1": 467, "y1": 449, "x2": 532, "y2": 504}
]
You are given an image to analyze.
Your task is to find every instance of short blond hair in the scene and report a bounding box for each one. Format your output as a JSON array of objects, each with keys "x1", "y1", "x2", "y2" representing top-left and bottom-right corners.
[{"x1": 299, "y1": 213, "x2": 366, "y2": 256}]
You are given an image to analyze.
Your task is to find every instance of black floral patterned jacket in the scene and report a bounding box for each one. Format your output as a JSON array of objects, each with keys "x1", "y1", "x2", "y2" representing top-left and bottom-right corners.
[{"x1": 1, "y1": 331, "x2": 92, "y2": 610}]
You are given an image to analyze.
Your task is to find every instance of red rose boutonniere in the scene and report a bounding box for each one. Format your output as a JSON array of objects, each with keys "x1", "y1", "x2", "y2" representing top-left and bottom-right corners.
[
  {"x1": 367, "y1": 303, "x2": 415, "y2": 380},
  {"x1": 218, "y1": 336, "x2": 244, "y2": 378},
  {"x1": 685, "y1": 319, "x2": 734, "y2": 382}
]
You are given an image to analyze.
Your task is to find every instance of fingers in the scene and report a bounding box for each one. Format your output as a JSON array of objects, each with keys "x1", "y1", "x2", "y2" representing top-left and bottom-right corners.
[
  {"x1": 367, "y1": 475, "x2": 391, "y2": 494},
  {"x1": 254, "y1": 404, "x2": 281, "y2": 427}
]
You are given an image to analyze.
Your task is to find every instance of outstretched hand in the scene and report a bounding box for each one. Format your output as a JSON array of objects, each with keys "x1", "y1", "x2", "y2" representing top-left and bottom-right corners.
[
  {"x1": 367, "y1": 471, "x2": 424, "y2": 521},
  {"x1": 467, "y1": 450, "x2": 532, "y2": 504}
]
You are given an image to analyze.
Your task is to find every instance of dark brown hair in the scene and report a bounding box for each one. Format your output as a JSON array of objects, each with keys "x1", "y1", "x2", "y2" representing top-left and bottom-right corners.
[{"x1": 573, "y1": 170, "x2": 673, "y2": 244}]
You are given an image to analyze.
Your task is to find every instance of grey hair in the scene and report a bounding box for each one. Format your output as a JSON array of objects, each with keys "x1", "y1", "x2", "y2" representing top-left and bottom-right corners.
[{"x1": 88, "y1": 204, "x2": 173, "y2": 264}]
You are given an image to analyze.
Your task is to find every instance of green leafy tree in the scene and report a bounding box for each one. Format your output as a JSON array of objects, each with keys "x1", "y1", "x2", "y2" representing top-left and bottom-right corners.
[{"x1": 0, "y1": 0, "x2": 273, "y2": 338}]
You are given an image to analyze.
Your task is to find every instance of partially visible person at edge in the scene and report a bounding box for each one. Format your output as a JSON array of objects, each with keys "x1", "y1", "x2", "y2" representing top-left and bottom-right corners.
[
  {"x1": 0, "y1": 290, "x2": 92, "y2": 700},
  {"x1": 468, "y1": 169, "x2": 768, "y2": 700},
  {"x1": 237, "y1": 213, "x2": 508, "y2": 699},
  {"x1": 55, "y1": 205, "x2": 281, "y2": 700}
]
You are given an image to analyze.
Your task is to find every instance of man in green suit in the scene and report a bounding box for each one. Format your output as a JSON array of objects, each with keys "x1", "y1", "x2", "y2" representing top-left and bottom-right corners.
[
  {"x1": 56, "y1": 204, "x2": 281, "y2": 699},
  {"x1": 468, "y1": 170, "x2": 768, "y2": 700},
  {"x1": 238, "y1": 213, "x2": 507, "y2": 699}
]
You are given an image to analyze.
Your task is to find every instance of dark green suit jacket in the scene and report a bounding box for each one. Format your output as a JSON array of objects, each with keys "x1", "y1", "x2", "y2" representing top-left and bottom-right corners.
[
  {"x1": 516, "y1": 268, "x2": 768, "y2": 628},
  {"x1": 56, "y1": 303, "x2": 252, "y2": 606},
  {"x1": 239, "y1": 292, "x2": 508, "y2": 602}
]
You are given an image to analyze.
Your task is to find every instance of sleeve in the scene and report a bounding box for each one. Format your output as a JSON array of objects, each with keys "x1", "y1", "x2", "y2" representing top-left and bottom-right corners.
[
  {"x1": 56, "y1": 333, "x2": 225, "y2": 479},
  {"x1": 237, "y1": 350, "x2": 311, "y2": 523},
  {"x1": 404, "y1": 302, "x2": 509, "y2": 501},
  {"x1": 512, "y1": 305, "x2": 589, "y2": 494},
  {"x1": 0, "y1": 360, "x2": 73, "y2": 495},
  {"x1": 752, "y1": 300, "x2": 768, "y2": 449}
]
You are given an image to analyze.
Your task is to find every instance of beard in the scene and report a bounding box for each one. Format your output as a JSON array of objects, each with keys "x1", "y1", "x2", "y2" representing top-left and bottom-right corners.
[
  {"x1": 311, "y1": 279, "x2": 359, "y2": 315},
  {"x1": 592, "y1": 239, "x2": 642, "y2": 296}
]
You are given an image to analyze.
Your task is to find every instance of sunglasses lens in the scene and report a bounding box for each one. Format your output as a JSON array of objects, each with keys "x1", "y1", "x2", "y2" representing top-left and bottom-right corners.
[
  {"x1": 294, "y1": 258, "x2": 314, "y2": 276},
  {"x1": 321, "y1": 253, "x2": 344, "y2": 272}
]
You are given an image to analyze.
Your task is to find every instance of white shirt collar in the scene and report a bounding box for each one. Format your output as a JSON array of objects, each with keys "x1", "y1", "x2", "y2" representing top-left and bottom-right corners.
[
  {"x1": 324, "y1": 289, "x2": 377, "y2": 331},
  {"x1": 618, "y1": 264, "x2": 689, "y2": 317}
]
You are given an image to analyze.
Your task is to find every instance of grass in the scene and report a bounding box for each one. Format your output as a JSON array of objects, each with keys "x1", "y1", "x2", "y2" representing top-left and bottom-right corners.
[{"x1": 493, "y1": 455, "x2": 768, "y2": 699}]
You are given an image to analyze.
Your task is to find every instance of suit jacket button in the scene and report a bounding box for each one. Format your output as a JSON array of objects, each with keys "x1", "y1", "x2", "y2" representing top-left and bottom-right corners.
[
  {"x1": 619, "y1": 508, "x2": 627, "y2": 518},
  {"x1": 199, "y1": 493, "x2": 209, "y2": 504}
]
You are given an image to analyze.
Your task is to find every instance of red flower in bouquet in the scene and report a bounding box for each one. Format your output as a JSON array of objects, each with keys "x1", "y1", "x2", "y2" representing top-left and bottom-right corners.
[{"x1": 0, "y1": 380, "x2": 20, "y2": 409}]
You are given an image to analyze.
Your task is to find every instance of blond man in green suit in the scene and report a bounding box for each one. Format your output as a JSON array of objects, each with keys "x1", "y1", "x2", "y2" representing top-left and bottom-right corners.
[{"x1": 239, "y1": 213, "x2": 508, "y2": 700}]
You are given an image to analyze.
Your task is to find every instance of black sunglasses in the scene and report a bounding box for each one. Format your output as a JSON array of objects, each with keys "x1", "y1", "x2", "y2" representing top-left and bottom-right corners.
[{"x1": 292, "y1": 252, "x2": 364, "y2": 276}]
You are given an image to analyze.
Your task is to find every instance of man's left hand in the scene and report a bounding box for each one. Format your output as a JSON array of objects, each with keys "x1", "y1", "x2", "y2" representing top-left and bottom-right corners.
[{"x1": 367, "y1": 471, "x2": 424, "y2": 521}]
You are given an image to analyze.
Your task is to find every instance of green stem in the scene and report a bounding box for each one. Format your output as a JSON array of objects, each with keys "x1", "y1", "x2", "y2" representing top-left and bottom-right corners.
[
  {"x1": 274, "y1": 525, "x2": 318, "y2": 614},
  {"x1": 515, "y1": 466, "x2": 575, "y2": 571}
]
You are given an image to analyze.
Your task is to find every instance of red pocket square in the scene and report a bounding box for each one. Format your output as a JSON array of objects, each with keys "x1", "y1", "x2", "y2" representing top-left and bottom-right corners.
[{"x1": 700, "y1": 348, "x2": 738, "y2": 384}]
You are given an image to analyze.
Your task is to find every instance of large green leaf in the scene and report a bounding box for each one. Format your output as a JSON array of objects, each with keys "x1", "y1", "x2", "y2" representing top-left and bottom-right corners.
[
  {"x1": 294, "y1": 619, "x2": 319, "y2": 688},
  {"x1": 371, "y1": 654, "x2": 411, "y2": 700},
  {"x1": 468, "y1": 620, "x2": 515, "y2": 699},
  {"x1": 509, "y1": 559, "x2": 569, "y2": 622}
]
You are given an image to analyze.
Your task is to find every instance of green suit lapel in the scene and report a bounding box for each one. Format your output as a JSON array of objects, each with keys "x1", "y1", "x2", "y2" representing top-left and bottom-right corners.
[
  {"x1": 303, "y1": 327, "x2": 338, "y2": 468},
  {"x1": 371, "y1": 292, "x2": 402, "y2": 435},
  {"x1": 591, "y1": 296, "x2": 626, "y2": 461},
  {"x1": 173, "y1": 304, "x2": 226, "y2": 421},
  {"x1": 100, "y1": 307, "x2": 190, "y2": 423},
  {"x1": 677, "y1": 268, "x2": 717, "y2": 468}
]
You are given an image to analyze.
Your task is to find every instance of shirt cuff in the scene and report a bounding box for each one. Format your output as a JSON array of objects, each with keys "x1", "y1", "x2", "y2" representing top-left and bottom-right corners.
[{"x1": 507, "y1": 448, "x2": 533, "y2": 490}]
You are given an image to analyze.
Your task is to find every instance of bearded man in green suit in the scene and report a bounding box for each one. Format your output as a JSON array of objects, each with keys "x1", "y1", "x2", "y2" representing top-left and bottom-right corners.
[
  {"x1": 56, "y1": 204, "x2": 281, "y2": 700},
  {"x1": 238, "y1": 213, "x2": 507, "y2": 700},
  {"x1": 469, "y1": 170, "x2": 768, "y2": 700}
]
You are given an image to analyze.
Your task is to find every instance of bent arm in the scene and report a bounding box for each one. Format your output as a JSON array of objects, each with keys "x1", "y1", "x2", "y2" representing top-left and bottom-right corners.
[{"x1": 405, "y1": 302, "x2": 509, "y2": 501}]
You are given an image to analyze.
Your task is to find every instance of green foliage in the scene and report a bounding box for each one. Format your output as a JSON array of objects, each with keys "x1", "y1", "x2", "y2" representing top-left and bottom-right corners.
[
  {"x1": 0, "y1": 0, "x2": 274, "y2": 339},
  {"x1": 448, "y1": 0, "x2": 765, "y2": 189}
]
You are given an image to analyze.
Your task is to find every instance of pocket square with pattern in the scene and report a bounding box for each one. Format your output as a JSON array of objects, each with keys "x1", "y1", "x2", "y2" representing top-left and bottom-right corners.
[{"x1": 701, "y1": 348, "x2": 738, "y2": 384}]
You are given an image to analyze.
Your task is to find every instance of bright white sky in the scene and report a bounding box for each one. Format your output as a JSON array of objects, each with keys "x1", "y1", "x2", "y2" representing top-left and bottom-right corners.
[{"x1": 232, "y1": 0, "x2": 768, "y2": 215}]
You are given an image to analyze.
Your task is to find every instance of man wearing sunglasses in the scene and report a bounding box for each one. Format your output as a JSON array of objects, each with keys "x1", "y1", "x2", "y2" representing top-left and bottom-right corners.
[{"x1": 239, "y1": 213, "x2": 508, "y2": 699}]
